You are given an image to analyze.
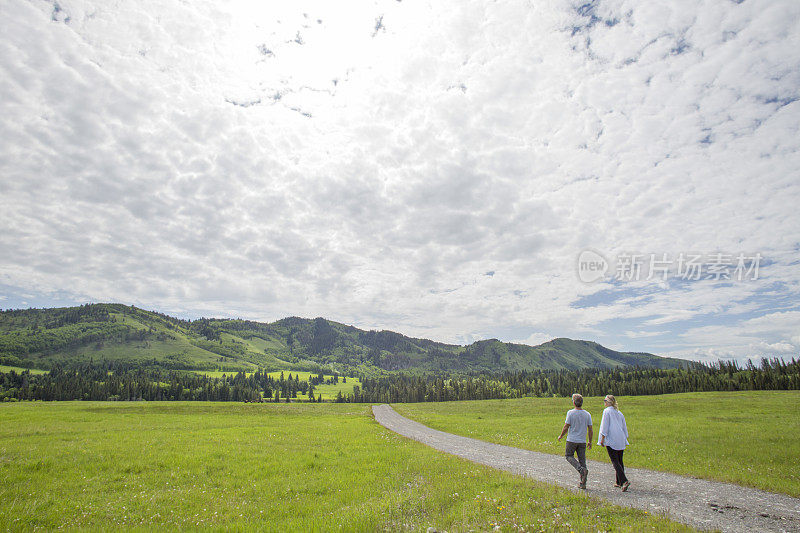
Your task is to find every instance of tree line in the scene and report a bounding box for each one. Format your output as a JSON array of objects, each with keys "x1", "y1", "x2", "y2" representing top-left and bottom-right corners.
[
  {"x1": 341, "y1": 358, "x2": 800, "y2": 403},
  {"x1": 0, "y1": 364, "x2": 326, "y2": 402},
  {"x1": 2, "y1": 357, "x2": 797, "y2": 403}
]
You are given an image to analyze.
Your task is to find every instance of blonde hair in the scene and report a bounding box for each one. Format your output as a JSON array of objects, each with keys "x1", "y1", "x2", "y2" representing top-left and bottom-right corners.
[
  {"x1": 604, "y1": 395, "x2": 618, "y2": 410},
  {"x1": 572, "y1": 393, "x2": 583, "y2": 407}
]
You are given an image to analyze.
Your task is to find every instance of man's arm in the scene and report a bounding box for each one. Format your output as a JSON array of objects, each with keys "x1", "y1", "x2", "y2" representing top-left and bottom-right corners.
[
  {"x1": 587, "y1": 425, "x2": 593, "y2": 450},
  {"x1": 557, "y1": 423, "x2": 570, "y2": 441}
]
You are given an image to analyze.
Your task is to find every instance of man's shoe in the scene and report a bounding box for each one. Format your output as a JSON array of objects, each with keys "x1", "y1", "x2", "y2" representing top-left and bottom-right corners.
[
  {"x1": 580, "y1": 467, "x2": 588, "y2": 486},
  {"x1": 622, "y1": 481, "x2": 630, "y2": 492}
]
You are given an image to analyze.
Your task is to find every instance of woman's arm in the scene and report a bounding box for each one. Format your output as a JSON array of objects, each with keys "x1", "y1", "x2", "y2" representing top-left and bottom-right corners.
[
  {"x1": 621, "y1": 412, "x2": 629, "y2": 441},
  {"x1": 597, "y1": 410, "x2": 608, "y2": 445}
]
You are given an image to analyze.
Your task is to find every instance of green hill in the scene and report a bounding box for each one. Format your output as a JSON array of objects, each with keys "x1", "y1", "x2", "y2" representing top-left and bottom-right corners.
[{"x1": 0, "y1": 304, "x2": 687, "y2": 375}]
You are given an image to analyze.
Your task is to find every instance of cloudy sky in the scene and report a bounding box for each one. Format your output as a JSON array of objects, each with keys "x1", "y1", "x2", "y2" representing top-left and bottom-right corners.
[{"x1": 1, "y1": 0, "x2": 799, "y2": 363}]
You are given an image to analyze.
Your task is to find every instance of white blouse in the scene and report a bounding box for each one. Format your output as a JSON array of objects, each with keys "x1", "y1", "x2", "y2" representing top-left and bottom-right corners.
[{"x1": 597, "y1": 406, "x2": 629, "y2": 450}]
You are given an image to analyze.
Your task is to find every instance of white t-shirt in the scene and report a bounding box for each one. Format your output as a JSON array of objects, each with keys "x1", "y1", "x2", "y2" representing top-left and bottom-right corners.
[
  {"x1": 564, "y1": 408, "x2": 592, "y2": 443},
  {"x1": 597, "y1": 406, "x2": 629, "y2": 450}
]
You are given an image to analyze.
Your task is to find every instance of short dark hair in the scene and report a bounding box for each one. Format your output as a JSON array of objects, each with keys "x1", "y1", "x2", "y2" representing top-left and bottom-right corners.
[{"x1": 572, "y1": 393, "x2": 583, "y2": 407}]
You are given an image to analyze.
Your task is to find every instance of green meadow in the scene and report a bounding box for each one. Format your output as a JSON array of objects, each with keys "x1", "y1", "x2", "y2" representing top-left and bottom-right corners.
[
  {"x1": 0, "y1": 365, "x2": 47, "y2": 375},
  {"x1": 264, "y1": 371, "x2": 361, "y2": 401},
  {"x1": 0, "y1": 402, "x2": 693, "y2": 532},
  {"x1": 190, "y1": 370, "x2": 257, "y2": 379},
  {"x1": 395, "y1": 390, "x2": 800, "y2": 497},
  {"x1": 190, "y1": 370, "x2": 362, "y2": 401}
]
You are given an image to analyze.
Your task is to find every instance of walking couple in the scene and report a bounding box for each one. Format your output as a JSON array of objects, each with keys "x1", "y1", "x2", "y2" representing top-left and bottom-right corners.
[{"x1": 557, "y1": 393, "x2": 630, "y2": 491}]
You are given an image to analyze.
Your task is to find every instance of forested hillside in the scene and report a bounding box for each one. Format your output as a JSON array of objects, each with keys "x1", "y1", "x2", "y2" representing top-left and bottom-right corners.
[{"x1": 0, "y1": 304, "x2": 687, "y2": 375}]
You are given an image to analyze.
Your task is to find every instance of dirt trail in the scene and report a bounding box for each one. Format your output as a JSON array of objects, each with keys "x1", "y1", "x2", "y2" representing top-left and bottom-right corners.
[{"x1": 372, "y1": 404, "x2": 800, "y2": 533}]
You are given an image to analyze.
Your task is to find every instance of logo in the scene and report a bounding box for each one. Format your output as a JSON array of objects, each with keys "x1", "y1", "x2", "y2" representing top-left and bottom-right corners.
[{"x1": 577, "y1": 249, "x2": 609, "y2": 283}]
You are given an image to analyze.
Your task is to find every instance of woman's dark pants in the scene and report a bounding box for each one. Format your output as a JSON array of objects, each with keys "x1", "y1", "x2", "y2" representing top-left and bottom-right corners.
[{"x1": 606, "y1": 447, "x2": 628, "y2": 485}]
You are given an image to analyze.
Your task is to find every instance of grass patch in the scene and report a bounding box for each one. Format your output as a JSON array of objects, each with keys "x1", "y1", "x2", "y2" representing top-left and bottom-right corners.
[
  {"x1": 266, "y1": 371, "x2": 362, "y2": 401},
  {"x1": 0, "y1": 365, "x2": 48, "y2": 375},
  {"x1": 0, "y1": 402, "x2": 694, "y2": 531},
  {"x1": 190, "y1": 370, "x2": 257, "y2": 379},
  {"x1": 394, "y1": 391, "x2": 800, "y2": 497},
  {"x1": 240, "y1": 334, "x2": 287, "y2": 353},
  {"x1": 187, "y1": 370, "x2": 362, "y2": 401}
]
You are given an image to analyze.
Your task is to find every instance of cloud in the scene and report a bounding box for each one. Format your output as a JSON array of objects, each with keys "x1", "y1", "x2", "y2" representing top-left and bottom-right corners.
[
  {"x1": 661, "y1": 310, "x2": 800, "y2": 362},
  {"x1": 513, "y1": 332, "x2": 556, "y2": 346},
  {"x1": 623, "y1": 330, "x2": 668, "y2": 339},
  {"x1": 0, "y1": 0, "x2": 798, "y2": 363}
]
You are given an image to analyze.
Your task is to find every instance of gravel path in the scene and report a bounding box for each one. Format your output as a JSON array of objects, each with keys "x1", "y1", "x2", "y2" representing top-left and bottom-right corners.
[{"x1": 373, "y1": 404, "x2": 800, "y2": 533}]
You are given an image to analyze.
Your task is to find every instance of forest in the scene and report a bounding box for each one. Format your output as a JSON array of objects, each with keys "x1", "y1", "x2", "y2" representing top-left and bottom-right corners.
[
  {"x1": 0, "y1": 364, "x2": 329, "y2": 402},
  {"x1": 349, "y1": 357, "x2": 800, "y2": 402},
  {"x1": 1, "y1": 357, "x2": 797, "y2": 403}
]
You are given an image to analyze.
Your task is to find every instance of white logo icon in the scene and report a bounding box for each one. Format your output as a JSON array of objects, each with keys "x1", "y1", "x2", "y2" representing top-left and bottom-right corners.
[{"x1": 577, "y1": 249, "x2": 609, "y2": 283}]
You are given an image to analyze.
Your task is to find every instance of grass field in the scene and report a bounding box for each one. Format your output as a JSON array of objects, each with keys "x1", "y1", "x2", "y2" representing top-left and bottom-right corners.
[
  {"x1": 0, "y1": 365, "x2": 48, "y2": 374},
  {"x1": 0, "y1": 402, "x2": 694, "y2": 532},
  {"x1": 190, "y1": 370, "x2": 361, "y2": 401},
  {"x1": 191, "y1": 370, "x2": 258, "y2": 379},
  {"x1": 394, "y1": 391, "x2": 800, "y2": 497},
  {"x1": 264, "y1": 371, "x2": 361, "y2": 401}
]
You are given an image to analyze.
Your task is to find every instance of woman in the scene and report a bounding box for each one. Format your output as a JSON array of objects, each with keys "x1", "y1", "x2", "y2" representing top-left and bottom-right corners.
[{"x1": 598, "y1": 394, "x2": 630, "y2": 491}]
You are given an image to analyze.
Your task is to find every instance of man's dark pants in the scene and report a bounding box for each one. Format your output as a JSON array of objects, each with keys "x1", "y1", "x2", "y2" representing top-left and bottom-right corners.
[{"x1": 564, "y1": 441, "x2": 587, "y2": 474}]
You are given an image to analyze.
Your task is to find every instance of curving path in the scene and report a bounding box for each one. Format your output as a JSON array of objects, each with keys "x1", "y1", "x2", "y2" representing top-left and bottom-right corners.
[{"x1": 372, "y1": 404, "x2": 800, "y2": 533}]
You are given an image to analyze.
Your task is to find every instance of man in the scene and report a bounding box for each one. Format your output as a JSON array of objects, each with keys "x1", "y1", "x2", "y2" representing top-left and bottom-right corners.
[{"x1": 557, "y1": 393, "x2": 593, "y2": 489}]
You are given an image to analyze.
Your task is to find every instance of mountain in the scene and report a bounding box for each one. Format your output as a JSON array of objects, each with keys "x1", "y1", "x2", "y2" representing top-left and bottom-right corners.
[{"x1": 0, "y1": 303, "x2": 688, "y2": 375}]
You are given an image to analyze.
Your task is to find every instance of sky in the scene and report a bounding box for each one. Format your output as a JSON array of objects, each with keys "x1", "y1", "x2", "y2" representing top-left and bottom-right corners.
[{"x1": 1, "y1": 0, "x2": 799, "y2": 364}]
